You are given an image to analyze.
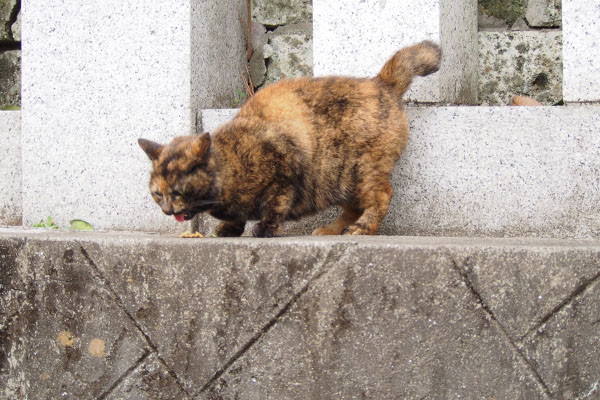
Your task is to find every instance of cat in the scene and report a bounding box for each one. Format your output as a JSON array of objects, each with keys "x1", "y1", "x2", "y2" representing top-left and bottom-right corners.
[{"x1": 139, "y1": 40, "x2": 441, "y2": 237}]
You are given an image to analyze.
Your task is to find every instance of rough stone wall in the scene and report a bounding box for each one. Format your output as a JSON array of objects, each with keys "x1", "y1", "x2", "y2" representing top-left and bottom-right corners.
[
  {"x1": 0, "y1": 1, "x2": 566, "y2": 107},
  {"x1": 246, "y1": 0, "x2": 563, "y2": 106},
  {"x1": 0, "y1": 0, "x2": 20, "y2": 109},
  {"x1": 479, "y1": 0, "x2": 563, "y2": 105},
  {"x1": 248, "y1": 0, "x2": 313, "y2": 93}
]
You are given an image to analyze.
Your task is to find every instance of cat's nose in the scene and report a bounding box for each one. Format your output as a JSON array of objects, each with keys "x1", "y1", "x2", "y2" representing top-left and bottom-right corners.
[{"x1": 161, "y1": 200, "x2": 173, "y2": 215}]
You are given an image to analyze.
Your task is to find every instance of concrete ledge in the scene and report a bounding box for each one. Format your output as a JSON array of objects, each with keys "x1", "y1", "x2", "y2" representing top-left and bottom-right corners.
[
  {"x1": 1, "y1": 228, "x2": 599, "y2": 398},
  {"x1": 201, "y1": 105, "x2": 600, "y2": 239},
  {"x1": 0, "y1": 111, "x2": 21, "y2": 226}
]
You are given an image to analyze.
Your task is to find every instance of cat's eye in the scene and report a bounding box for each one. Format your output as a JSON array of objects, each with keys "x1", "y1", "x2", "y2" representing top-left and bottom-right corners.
[
  {"x1": 153, "y1": 191, "x2": 163, "y2": 198},
  {"x1": 172, "y1": 190, "x2": 183, "y2": 199}
]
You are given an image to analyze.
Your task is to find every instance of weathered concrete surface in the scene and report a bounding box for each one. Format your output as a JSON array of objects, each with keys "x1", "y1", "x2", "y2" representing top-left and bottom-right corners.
[
  {"x1": 201, "y1": 105, "x2": 600, "y2": 239},
  {"x1": 1, "y1": 229, "x2": 600, "y2": 399},
  {"x1": 0, "y1": 111, "x2": 21, "y2": 226}
]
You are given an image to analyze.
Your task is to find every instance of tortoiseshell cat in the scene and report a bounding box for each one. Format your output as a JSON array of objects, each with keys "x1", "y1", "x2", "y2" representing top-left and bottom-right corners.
[{"x1": 139, "y1": 40, "x2": 441, "y2": 237}]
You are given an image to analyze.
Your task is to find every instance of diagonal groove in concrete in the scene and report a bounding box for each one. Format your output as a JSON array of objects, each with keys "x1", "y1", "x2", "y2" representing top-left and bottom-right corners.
[
  {"x1": 522, "y1": 269, "x2": 600, "y2": 342},
  {"x1": 449, "y1": 257, "x2": 553, "y2": 399},
  {"x1": 78, "y1": 244, "x2": 192, "y2": 398},
  {"x1": 96, "y1": 349, "x2": 151, "y2": 400},
  {"x1": 198, "y1": 245, "x2": 346, "y2": 395}
]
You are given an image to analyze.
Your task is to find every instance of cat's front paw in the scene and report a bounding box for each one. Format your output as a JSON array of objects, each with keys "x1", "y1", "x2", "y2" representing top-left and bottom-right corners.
[
  {"x1": 252, "y1": 222, "x2": 281, "y2": 238},
  {"x1": 215, "y1": 221, "x2": 245, "y2": 237},
  {"x1": 341, "y1": 223, "x2": 374, "y2": 236}
]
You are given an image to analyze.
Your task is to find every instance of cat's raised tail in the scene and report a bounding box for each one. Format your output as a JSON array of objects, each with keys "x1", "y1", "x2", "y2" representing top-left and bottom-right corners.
[{"x1": 375, "y1": 40, "x2": 441, "y2": 97}]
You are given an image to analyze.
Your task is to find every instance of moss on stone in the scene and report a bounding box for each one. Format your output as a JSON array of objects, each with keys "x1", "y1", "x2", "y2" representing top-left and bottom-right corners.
[{"x1": 478, "y1": 0, "x2": 525, "y2": 26}]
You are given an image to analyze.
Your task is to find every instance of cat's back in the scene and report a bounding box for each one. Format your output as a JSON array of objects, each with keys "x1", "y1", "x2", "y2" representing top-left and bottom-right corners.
[{"x1": 238, "y1": 76, "x2": 405, "y2": 129}]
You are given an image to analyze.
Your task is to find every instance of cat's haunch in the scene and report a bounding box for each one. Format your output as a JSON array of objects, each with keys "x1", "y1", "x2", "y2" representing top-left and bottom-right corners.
[{"x1": 139, "y1": 40, "x2": 441, "y2": 237}]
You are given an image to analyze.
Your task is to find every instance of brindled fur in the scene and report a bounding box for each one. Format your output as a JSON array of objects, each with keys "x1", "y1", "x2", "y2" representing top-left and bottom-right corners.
[{"x1": 139, "y1": 40, "x2": 441, "y2": 237}]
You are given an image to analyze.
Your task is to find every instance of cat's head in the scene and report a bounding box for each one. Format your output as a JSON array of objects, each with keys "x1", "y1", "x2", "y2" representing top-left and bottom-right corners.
[{"x1": 138, "y1": 133, "x2": 217, "y2": 221}]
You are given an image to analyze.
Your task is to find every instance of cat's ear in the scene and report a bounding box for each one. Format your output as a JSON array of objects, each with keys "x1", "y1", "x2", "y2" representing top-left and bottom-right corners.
[
  {"x1": 192, "y1": 132, "x2": 211, "y2": 158},
  {"x1": 138, "y1": 138, "x2": 163, "y2": 161}
]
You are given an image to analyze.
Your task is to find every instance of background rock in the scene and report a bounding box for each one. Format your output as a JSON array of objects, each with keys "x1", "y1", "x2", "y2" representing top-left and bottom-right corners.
[
  {"x1": 11, "y1": 9, "x2": 20, "y2": 41},
  {"x1": 263, "y1": 23, "x2": 313, "y2": 86},
  {"x1": 248, "y1": 22, "x2": 268, "y2": 88},
  {"x1": 0, "y1": 50, "x2": 21, "y2": 108},
  {"x1": 526, "y1": 0, "x2": 562, "y2": 28},
  {"x1": 252, "y1": 0, "x2": 312, "y2": 26},
  {"x1": 479, "y1": 31, "x2": 562, "y2": 105},
  {"x1": 0, "y1": 0, "x2": 18, "y2": 40},
  {"x1": 478, "y1": 0, "x2": 526, "y2": 27}
]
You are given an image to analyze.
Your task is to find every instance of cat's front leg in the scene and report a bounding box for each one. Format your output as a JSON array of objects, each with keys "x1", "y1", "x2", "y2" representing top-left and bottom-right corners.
[
  {"x1": 215, "y1": 220, "x2": 246, "y2": 237},
  {"x1": 251, "y1": 190, "x2": 292, "y2": 238},
  {"x1": 252, "y1": 221, "x2": 283, "y2": 238}
]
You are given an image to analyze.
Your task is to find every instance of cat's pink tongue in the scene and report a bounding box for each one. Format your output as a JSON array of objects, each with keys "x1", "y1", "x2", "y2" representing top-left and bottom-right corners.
[{"x1": 174, "y1": 214, "x2": 185, "y2": 223}]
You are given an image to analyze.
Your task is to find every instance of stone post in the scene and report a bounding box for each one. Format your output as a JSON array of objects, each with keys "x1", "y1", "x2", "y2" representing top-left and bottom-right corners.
[
  {"x1": 21, "y1": 0, "x2": 246, "y2": 231},
  {"x1": 0, "y1": 111, "x2": 21, "y2": 226},
  {"x1": 563, "y1": 0, "x2": 600, "y2": 102},
  {"x1": 313, "y1": 0, "x2": 478, "y2": 104}
]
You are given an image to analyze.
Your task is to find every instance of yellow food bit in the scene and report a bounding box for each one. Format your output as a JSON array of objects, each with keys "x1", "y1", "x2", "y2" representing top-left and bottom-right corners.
[{"x1": 179, "y1": 231, "x2": 205, "y2": 238}]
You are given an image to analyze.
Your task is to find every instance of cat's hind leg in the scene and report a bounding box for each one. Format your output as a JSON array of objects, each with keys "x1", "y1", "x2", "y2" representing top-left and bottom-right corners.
[
  {"x1": 312, "y1": 206, "x2": 362, "y2": 235},
  {"x1": 343, "y1": 180, "x2": 392, "y2": 235}
]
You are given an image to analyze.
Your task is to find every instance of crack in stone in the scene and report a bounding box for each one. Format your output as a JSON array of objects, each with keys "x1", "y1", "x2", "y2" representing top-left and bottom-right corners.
[
  {"x1": 575, "y1": 380, "x2": 599, "y2": 400},
  {"x1": 198, "y1": 245, "x2": 345, "y2": 395},
  {"x1": 449, "y1": 257, "x2": 553, "y2": 399},
  {"x1": 78, "y1": 244, "x2": 192, "y2": 399},
  {"x1": 522, "y1": 270, "x2": 600, "y2": 341},
  {"x1": 96, "y1": 349, "x2": 150, "y2": 400}
]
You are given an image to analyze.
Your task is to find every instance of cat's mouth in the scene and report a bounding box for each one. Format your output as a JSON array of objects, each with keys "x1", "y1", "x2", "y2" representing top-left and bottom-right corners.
[
  {"x1": 174, "y1": 214, "x2": 186, "y2": 222},
  {"x1": 174, "y1": 212, "x2": 198, "y2": 222},
  {"x1": 173, "y1": 200, "x2": 219, "y2": 222}
]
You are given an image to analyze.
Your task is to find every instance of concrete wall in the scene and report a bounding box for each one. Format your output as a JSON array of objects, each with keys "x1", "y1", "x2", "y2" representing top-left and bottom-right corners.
[
  {"x1": 20, "y1": 0, "x2": 245, "y2": 232},
  {"x1": 1, "y1": 229, "x2": 599, "y2": 399}
]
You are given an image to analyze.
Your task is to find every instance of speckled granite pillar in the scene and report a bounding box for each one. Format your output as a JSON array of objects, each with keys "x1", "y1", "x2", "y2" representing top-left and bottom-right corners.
[
  {"x1": 0, "y1": 111, "x2": 21, "y2": 226},
  {"x1": 563, "y1": 0, "x2": 600, "y2": 102},
  {"x1": 21, "y1": 0, "x2": 245, "y2": 232},
  {"x1": 313, "y1": 0, "x2": 478, "y2": 104}
]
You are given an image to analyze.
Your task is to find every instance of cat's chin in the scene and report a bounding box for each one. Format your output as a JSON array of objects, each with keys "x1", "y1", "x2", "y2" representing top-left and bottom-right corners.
[{"x1": 184, "y1": 213, "x2": 196, "y2": 221}]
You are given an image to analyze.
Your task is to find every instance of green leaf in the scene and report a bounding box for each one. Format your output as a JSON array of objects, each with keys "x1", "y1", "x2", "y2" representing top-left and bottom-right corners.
[
  {"x1": 70, "y1": 219, "x2": 94, "y2": 231},
  {"x1": 33, "y1": 216, "x2": 59, "y2": 229},
  {"x1": 1, "y1": 105, "x2": 20, "y2": 111}
]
